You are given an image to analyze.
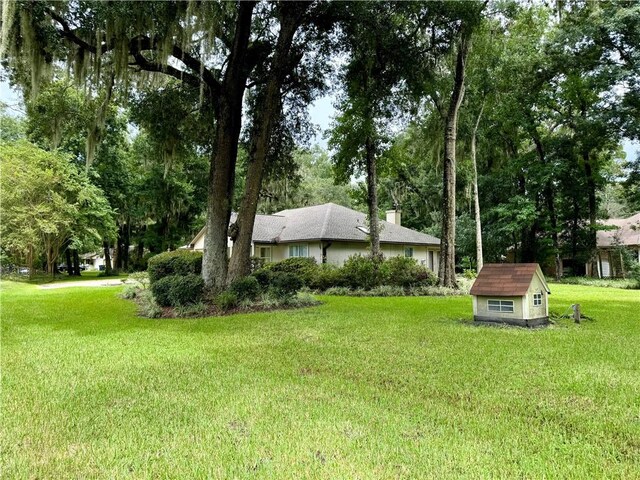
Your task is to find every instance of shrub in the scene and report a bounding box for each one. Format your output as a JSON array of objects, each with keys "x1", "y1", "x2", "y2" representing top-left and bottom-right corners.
[
  {"x1": 341, "y1": 254, "x2": 383, "y2": 290},
  {"x1": 369, "y1": 285, "x2": 406, "y2": 297},
  {"x1": 147, "y1": 250, "x2": 202, "y2": 283},
  {"x1": 381, "y1": 256, "x2": 437, "y2": 288},
  {"x1": 229, "y1": 276, "x2": 261, "y2": 302},
  {"x1": 151, "y1": 276, "x2": 174, "y2": 307},
  {"x1": 269, "y1": 272, "x2": 303, "y2": 301},
  {"x1": 168, "y1": 274, "x2": 205, "y2": 306},
  {"x1": 216, "y1": 291, "x2": 238, "y2": 311},
  {"x1": 323, "y1": 286, "x2": 352, "y2": 296},
  {"x1": 265, "y1": 257, "x2": 318, "y2": 285},
  {"x1": 137, "y1": 290, "x2": 163, "y2": 318},
  {"x1": 250, "y1": 256, "x2": 266, "y2": 273},
  {"x1": 308, "y1": 264, "x2": 345, "y2": 291},
  {"x1": 174, "y1": 302, "x2": 208, "y2": 318},
  {"x1": 151, "y1": 274, "x2": 204, "y2": 307},
  {"x1": 252, "y1": 269, "x2": 272, "y2": 289},
  {"x1": 120, "y1": 284, "x2": 138, "y2": 299},
  {"x1": 128, "y1": 271, "x2": 150, "y2": 289}
]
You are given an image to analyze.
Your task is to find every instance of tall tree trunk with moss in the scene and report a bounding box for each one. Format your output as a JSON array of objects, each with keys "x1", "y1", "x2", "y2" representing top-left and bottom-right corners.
[
  {"x1": 227, "y1": 5, "x2": 307, "y2": 283},
  {"x1": 365, "y1": 135, "x2": 381, "y2": 258},
  {"x1": 439, "y1": 27, "x2": 470, "y2": 288},
  {"x1": 471, "y1": 102, "x2": 484, "y2": 272},
  {"x1": 583, "y1": 150, "x2": 599, "y2": 277},
  {"x1": 202, "y1": 2, "x2": 256, "y2": 291}
]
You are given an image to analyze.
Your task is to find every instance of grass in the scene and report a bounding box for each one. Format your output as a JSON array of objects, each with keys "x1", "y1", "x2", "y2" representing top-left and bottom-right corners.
[
  {"x1": 3, "y1": 270, "x2": 129, "y2": 284},
  {"x1": 550, "y1": 275, "x2": 639, "y2": 290},
  {"x1": 1, "y1": 281, "x2": 639, "y2": 478}
]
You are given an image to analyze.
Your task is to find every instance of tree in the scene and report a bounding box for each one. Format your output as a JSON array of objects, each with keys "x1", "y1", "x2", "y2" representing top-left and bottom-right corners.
[
  {"x1": 0, "y1": 141, "x2": 115, "y2": 275},
  {"x1": 1, "y1": 1, "x2": 286, "y2": 290}
]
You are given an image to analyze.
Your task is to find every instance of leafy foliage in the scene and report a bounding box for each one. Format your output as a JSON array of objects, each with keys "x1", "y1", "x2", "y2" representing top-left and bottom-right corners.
[{"x1": 147, "y1": 250, "x2": 202, "y2": 284}]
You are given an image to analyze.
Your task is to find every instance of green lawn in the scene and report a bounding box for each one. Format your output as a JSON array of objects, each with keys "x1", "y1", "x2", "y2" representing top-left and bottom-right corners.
[
  {"x1": 1, "y1": 281, "x2": 639, "y2": 478},
  {"x1": 7, "y1": 270, "x2": 129, "y2": 284}
]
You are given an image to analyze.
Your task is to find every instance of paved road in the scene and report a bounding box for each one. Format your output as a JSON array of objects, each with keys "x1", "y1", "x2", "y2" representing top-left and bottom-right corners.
[{"x1": 38, "y1": 279, "x2": 130, "y2": 289}]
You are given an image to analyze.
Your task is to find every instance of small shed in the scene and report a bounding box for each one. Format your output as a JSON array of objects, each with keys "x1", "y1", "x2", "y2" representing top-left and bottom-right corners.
[{"x1": 470, "y1": 263, "x2": 550, "y2": 327}]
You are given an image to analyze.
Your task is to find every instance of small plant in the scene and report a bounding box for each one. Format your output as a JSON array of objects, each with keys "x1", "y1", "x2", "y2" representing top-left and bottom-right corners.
[
  {"x1": 137, "y1": 290, "x2": 163, "y2": 318},
  {"x1": 229, "y1": 276, "x2": 261, "y2": 302},
  {"x1": 369, "y1": 285, "x2": 405, "y2": 297},
  {"x1": 269, "y1": 272, "x2": 303, "y2": 301},
  {"x1": 128, "y1": 271, "x2": 150, "y2": 289},
  {"x1": 120, "y1": 284, "x2": 138, "y2": 299},
  {"x1": 216, "y1": 291, "x2": 238, "y2": 312},
  {"x1": 174, "y1": 302, "x2": 208, "y2": 318}
]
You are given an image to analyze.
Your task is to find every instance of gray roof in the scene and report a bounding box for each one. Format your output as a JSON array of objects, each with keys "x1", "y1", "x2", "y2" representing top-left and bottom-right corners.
[
  {"x1": 192, "y1": 203, "x2": 440, "y2": 246},
  {"x1": 597, "y1": 212, "x2": 640, "y2": 247}
]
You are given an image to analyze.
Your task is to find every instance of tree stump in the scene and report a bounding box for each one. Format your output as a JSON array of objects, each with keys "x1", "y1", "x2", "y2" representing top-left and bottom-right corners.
[{"x1": 572, "y1": 304, "x2": 581, "y2": 324}]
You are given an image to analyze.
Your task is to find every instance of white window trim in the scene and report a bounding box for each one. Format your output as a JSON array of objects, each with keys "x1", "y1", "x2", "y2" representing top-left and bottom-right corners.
[
  {"x1": 404, "y1": 246, "x2": 414, "y2": 258},
  {"x1": 288, "y1": 243, "x2": 309, "y2": 258},
  {"x1": 487, "y1": 299, "x2": 514, "y2": 313},
  {"x1": 533, "y1": 293, "x2": 542, "y2": 307},
  {"x1": 258, "y1": 246, "x2": 272, "y2": 263}
]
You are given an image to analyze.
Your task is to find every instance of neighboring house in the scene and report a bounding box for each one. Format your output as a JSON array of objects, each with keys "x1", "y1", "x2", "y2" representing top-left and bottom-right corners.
[
  {"x1": 190, "y1": 203, "x2": 441, "y2": 273},
  {"x1": 80, "y1": 252, "x2": 106, "y2": 271},
  {"x1": 470, "y1": 263, "x2": 550, "y2": 327},
  {"x1": 590, "y1": 212, "x2": 640, "y2": 278}
]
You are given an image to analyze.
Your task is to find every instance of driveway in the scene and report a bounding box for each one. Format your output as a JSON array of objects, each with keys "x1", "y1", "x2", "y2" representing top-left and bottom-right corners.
[{"x1": 38, "y1": 279, "x2": 130, "y2": 289}]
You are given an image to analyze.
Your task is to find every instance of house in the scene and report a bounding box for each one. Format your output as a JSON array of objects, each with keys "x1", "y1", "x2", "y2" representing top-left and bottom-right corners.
[
  {"x1": 590, "y1": 212, "x2": 640, "y2": 278},
  {"x1": 470, "y1": 263, "x2": 550, "y2": 327},
  {"x1": 189, "y1": 203, "x2": 441, "y2": 272}
]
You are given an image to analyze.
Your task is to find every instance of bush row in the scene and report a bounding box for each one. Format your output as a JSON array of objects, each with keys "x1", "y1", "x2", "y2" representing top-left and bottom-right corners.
[{"x1": 257, "y1": 254, "x2": 437, "y2": 291}]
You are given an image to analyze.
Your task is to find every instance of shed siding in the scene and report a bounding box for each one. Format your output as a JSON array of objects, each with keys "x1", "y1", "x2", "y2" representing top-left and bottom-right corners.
[{"x1": 474, "y1": 295, "x2": 525, "y2": 320}]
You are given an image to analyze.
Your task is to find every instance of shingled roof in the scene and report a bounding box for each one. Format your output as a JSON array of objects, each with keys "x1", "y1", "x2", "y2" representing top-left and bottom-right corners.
[
  {"x1": 190, "y1": 203, "x2": 440, "y2": 247},
  {"x1": 470, "y1": 263, "x2": 549, "y2": 296},
  {"x1": 596, "y1": 212, "x2": 640, "y2": 247}
]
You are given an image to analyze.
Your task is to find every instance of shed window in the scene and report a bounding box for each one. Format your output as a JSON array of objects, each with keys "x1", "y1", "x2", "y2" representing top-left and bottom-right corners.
[
  {"x1": 288, "y1": 244, "x2": 308, "y2": 258},
  {"x1": 533, "y1": 293, "x2": 542, "y2": 306},
  {"x1": 487, "y1": 300, "x2": 514, "y2": 313}
]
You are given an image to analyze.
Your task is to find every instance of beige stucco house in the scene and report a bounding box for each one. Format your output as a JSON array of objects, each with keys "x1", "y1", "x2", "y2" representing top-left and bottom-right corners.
[
  {"x1": 470, "y1": 263, "x2": 550, "y2": 327},
  {"x1": 189, "y1": 203, "x2": 441, "y2": 273}
]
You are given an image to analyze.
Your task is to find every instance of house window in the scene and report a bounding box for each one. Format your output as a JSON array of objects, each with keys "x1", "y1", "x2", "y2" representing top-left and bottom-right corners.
[
  {"x1": 428, "y1": 250, "x2": 434, "y2": 270},
  {"x1": 258, "y1": 246, "x2": 272, "y2": 263},
  {"x1": 288, "y1": 244, "x2": 308, "y2": 258},
  {"x1": 404, "y1": 246, "x2": 414, "y2": 258},
  {"x1": 533, "y1": 293, "x2": 542, "y2": 306},
  {"x1": 488, "y1": 300, "x2": 514, "y2": 313}
]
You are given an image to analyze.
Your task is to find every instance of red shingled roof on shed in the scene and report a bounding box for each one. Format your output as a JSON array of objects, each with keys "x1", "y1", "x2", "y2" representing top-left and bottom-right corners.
[{"x1": 470, "y1": 263, "x2": 547, "y2": 296}]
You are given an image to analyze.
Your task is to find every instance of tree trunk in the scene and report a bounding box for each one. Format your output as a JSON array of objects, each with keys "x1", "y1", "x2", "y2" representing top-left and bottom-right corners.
[
  {"x1": 103, "y1": 240, "x2": 112, "y2": 276},
  {"x1": 123, "y1": 220, "x2": 130, "y2": 271},
  {"x1": 227, "y1": 7, "x2": 305, "y2": 283},
  {"x1": 471, "y1": 103, "x2": 484, "y2": 272},
  {"x1": 583, "y1": 150, "x2": 598, "y2": 277},
  {"x1": 438, "y1": 27, "x2": 470, "y2": 288},
  {"x1": 202, "y1": 2, "x2": 256, "y2": 292},
  {"x1": 365, "y1": 135, "x2": 381, "y2": 258},
  {"x1": 65, "y1": 248, "x2": 73, "y2": 276},
  {"x1": 72, "y1": 249, "x2": 81, "y2": 276}
]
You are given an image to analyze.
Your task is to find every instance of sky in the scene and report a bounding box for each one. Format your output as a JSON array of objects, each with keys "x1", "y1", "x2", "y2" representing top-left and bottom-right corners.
[{"x1": 2, "y1": 78, "x2": 638, "y2": 160}]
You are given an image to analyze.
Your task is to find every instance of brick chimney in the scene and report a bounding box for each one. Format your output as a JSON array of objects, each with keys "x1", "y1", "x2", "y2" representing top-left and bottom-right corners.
[{"x1": 386, "y1": 209, "x2": 401, "y2": 226}]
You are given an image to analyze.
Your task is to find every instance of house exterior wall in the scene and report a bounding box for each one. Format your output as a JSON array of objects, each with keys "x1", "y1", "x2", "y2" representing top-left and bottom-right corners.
[
  {"x1": 474, "y1": 295, "x2": 525, "y2": 321},
  {"x1": 197, "y1": 236, "x2": 440, "y2": 272},
  {"x1": 526, "y1": 273, "x2": 549, "y2": 319}
]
